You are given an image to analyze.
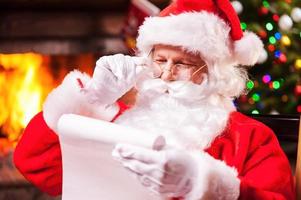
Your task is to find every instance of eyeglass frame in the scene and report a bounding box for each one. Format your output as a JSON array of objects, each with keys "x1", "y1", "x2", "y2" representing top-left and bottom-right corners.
[{"x1": 147, "y1": 48, "x2": 207, "y2": 81}]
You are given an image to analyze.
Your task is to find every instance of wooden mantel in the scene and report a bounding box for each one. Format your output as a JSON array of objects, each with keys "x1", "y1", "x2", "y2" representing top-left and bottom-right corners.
[{"x1": 0, "y1": 0, "x2": 169, "y2": 55}]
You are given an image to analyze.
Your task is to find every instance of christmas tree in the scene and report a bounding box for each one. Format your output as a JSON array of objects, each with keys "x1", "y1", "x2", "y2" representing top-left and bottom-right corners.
[{"x1": 234, "y1": 0, "x2": 301, "y2": 115}]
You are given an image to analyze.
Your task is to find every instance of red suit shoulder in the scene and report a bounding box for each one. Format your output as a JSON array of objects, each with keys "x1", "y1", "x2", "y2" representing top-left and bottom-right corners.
[{"x1": 207, "y1": 111, "x2": 295, "y2": 200}]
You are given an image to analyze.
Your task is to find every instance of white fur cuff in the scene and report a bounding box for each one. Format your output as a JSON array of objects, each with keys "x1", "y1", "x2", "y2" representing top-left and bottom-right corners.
[
  {"x1": 185, "y1": 151, "x2": 240, "y2": 200},
  {"x1": 43, "y1": 70, "x2": 119, "y2": 132}
]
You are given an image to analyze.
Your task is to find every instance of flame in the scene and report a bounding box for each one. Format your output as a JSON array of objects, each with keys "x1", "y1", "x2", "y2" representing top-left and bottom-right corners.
[{"x1": 0, "y1": 53, "x2": 54, "y2": 142}]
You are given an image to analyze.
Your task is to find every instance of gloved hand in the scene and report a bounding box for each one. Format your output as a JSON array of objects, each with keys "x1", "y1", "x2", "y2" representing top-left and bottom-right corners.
[
  {"x1": 83, "y1": 54, "x2": 147, "y2": 105},
  {"x1": 112, "y1": 143, "x2": 240, "y2": 200},
  {"x1": 112, "y1": 143, "x2": 197, "y2": 198},
  {"x1": 43, "y1": 70, "x2": 119, "y2": 132}
]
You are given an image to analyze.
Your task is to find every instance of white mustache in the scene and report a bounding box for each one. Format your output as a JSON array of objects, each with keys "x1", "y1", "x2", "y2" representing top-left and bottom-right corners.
[{"x1": 136, "y1": 77, "x2": 210, "y2": 102}]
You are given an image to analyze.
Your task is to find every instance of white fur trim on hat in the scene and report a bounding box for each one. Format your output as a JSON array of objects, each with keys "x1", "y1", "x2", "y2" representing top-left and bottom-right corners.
[
  {"x1": 186, "y1": 151, "x2": 240, "y2": 200},
  {"x1": 137, "y1": 11, "x2": 263, "y2": 66},
  {"x1": 137, "y1": 12, "x2": 232, "y2": 63},
  {"x1": 43, "y1": 70, "x2": 119, "y2": 132}
]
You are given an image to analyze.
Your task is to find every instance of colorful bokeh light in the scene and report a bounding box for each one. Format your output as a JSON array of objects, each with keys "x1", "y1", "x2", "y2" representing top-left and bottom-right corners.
[
  {"x1": 295, "y1": 59, "x2": 301, "y2": 69},
  {"x1": 274, "y1": 32, "x2": 281, "y2": 40},
  {"x1": 274, "y1": 50, "x2": 281, "y2": 58},
  {"x1": 246, "y1": 80, "x2": 255, "y2": 90},
  {"x1": 262, "y1": 74, "x2": 272, "y2": 83},
  {"x1": 267, "y1": 44, "x2": 275, "y2": 52},
  {"x1": 269, "y1": 36, "x2": 276, "y2": 44},
  {"x1": 297, "y1": 105, "x2": 301, "y2": 113},
  {"x1": 272, "y1": 14, "x2": 279, "y2": 22},
  {"x1": 281, "y1": 35, "x2": 291, "y2": 46},
  {"x1": 266, "y1": 23, "x2": 273, "y2": 31},
  {"x1": 273, "y1": 81, "x2": 280, "y2": 89},
  {"x1": 279, "y1": 54, "x2": 287, "y2": 63},
  {"x1": 241, "y1": 22, "x2": 247, "y2": 30},
  {"x1": 252, "y1": 93, "x2": 261, "y2": 102}
]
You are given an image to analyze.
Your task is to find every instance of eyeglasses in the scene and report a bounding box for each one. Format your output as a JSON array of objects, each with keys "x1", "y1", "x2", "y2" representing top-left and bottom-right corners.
[{"x1": 151, "y1": 59, "x2": 207, "y2": 81}]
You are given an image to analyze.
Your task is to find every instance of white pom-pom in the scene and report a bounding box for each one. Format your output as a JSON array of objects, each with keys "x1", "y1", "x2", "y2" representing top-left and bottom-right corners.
[
  {"x1": 234, "y1": 32, "x2": 263, "y2": 66},
  {"x1": 291, "y1": 7, "x2": 301, "y2": 23},
  {"x1": 278, "y1": 14, "x2": 293, "y2": 31},
  {"x1": 231, "y1": 1, "x2": 243, "y2": 15},
  {"x1": 256, "y1": 48, "x2": 268, "y2": 64}
]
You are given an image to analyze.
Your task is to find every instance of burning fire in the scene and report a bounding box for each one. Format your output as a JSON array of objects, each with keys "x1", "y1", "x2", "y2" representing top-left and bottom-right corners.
[{"x1": 0, "y1": 53, "x2": 54, "y2": 144}]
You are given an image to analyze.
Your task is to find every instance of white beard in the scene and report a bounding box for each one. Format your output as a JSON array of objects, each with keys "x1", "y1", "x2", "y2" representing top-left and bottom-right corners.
[{"x1": 115, "y1": 77, "x2": 236, "y2": 150}]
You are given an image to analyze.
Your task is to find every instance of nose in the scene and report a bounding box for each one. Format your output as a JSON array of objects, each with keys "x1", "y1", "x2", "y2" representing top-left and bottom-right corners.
[
  {"x1": 160, "y1": 62, "x2": 175, "y2": 81},
  {"x1": 160, "y1": 69, "x2": 173, "y2": 81}
]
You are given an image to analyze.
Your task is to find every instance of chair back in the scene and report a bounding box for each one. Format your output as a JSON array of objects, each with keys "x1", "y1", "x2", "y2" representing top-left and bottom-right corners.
[
  {"x1": 248, "y1": 114, "x2": 300, "y2": 199},
  {"x1": 296, "y1": 116, "x2": 301, "y2": 200}
]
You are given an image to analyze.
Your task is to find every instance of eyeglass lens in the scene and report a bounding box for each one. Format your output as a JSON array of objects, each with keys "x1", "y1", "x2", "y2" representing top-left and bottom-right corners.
[{"x1": 151, "y1": 61, "x2": 205, "y2": 81}]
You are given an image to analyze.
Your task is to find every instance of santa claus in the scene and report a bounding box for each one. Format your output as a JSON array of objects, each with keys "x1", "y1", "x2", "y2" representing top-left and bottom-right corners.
[{"x1": 14, "y1": 0, "x2": 295, "y2": 199}]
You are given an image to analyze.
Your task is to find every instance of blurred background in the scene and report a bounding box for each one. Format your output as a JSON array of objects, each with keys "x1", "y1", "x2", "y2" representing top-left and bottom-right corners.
[{"x1": 0, "y1": 0, "x2": 300, "y2": 199}]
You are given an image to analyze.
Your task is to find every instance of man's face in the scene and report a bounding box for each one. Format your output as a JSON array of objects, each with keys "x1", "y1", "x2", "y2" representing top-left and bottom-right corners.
[{"x1": 151, "y1": 44, "x2": 207, "y2": 84}]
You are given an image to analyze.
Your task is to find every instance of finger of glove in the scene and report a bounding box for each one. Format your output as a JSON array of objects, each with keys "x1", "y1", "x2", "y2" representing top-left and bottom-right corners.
[
  {"x1": 92, "y1": 63, "x2": 118, "y2": 84},
  {"x1": 138, "y1": 179, "x2": 190, "y2": 198},
  {"x1": 98, "y1": 54, "x2": 135, "y2": 81},
  {"x1": 117, "y1": 153, "x2": 184, "y2": 187},
  {"x1": 122, "y1": 55, "x2": 138, "y2": 84},
  {"x1": 87, "y1": 68, "x2": 117, "y2": 94},
  {"x1": 84, "y1": 67, "x2": 121, "y2": 104},
  {"x1": 109, "y1": 55, "x2": 148, "y2": 83},
  {"x1": 160, "y1": 168, "x2": 184, "y2": 185},
  {"x1": 158, "y1": 184, "x2": 180, "y2": 195},
  {"x1": 137, "y1": 176, "x2": 162, "y2": 197},
  {"x1": 131, "y1": 56, "x2": 148, "y2": 66},
  {"x1": 147, "y1": 185, "x2": 161, "y2": 196},
  {"x1": 121, "y1": 164, "x2": 163, "y2": 193},
  {"x1": 83, "y1": 84, "x2": 119, "y2": 105},
  {"x1": 143, "y1": 181, "x2": 187, "y2": 199},
  {"x1": 113, "y1": 143, "x2": 164, "y2": 164},
  {"x1": 138, "y1": 174, "x2": 162, "y2": 187},
  {"x1": 120, "y1": 159, "x2": 164, "y2": 182},
  {"x1": 123, "y1": 55, "x2": 151, "y2": 84},
  {"x1": 163, "y1": 160, "x2": 188, "y2": 177},
  {"x1": 95, "y1": 55, "x2": 123, "y2": 79},
  {"x1": 161, "y1": 179, "x2": 192, "y2": 198}
]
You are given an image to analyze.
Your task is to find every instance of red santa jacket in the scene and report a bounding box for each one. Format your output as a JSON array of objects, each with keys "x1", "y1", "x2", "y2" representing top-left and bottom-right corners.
[{"x1": 14, "y1": 103, "x2": 295, "y2": 199}]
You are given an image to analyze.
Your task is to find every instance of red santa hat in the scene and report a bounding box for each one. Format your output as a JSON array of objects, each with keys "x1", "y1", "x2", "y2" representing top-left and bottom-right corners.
[{"x1": 136, "y1": 0, "x2": 263, "y2": 66}]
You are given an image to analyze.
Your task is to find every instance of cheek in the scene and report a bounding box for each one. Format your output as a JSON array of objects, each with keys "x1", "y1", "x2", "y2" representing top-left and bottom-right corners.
[{"x1": 176, "y1": 70, "x2": 191, "y2": 81}]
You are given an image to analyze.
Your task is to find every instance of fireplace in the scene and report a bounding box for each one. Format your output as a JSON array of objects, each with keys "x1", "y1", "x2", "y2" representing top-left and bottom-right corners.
[
  {"x1": 0, "y1": 14, "x2": 125, "y2": 200},
  {"x1": 0, "y1": 2, "x2": 134, "y2": 200},
  {"x1": 0, "y1": 0, "x2": 169, "y2": 199}
]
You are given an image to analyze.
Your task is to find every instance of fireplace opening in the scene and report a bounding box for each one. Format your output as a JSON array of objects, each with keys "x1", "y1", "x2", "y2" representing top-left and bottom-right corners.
[
  {"x1": 0, "y1": 53, "x2": 98, "y2": 142},
  {"x1": 0, "y1": 52, "x2": 98, "y2": 200}
]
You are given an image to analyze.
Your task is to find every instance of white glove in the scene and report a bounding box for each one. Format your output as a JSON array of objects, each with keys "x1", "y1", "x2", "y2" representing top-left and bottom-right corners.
[
  {"x1": 112, "y1": 143, "x2": 240, "y2": 200},
  {"x1": 112, "y1": 144, "x2": 197, "y2": 198},
  {"x1": 43, "y1": 70, "x2": 120, "y2": 132},
  {"x1": 83, "y1": 54, "x2": 147, "y2": 105}
]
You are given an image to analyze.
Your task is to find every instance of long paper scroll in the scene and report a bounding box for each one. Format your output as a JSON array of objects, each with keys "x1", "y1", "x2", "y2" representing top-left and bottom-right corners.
[{"x1": 57, "y1": 114, "x2": 165, "y2": 200}]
